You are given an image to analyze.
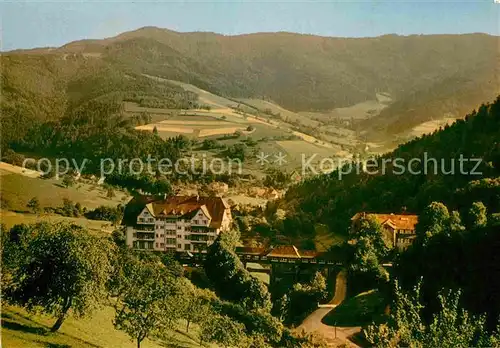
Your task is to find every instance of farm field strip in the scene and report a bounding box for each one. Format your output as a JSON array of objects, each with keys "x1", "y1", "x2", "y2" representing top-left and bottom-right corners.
[
  {"x1": 138, "y1": 75, "x2": 352, "y2": 153},
  {"x1": 198, "y1": 127, "x2": 247, "y2": 137},
  {"x1": 158, "y1": 120, "x2": 237, "y2": 126},
  {"x1": 135, "y1": 125, "x2": 195, "y2": 134},
  {"x1": 276, "y1": 140, "x2": 341, "y2": 162}
]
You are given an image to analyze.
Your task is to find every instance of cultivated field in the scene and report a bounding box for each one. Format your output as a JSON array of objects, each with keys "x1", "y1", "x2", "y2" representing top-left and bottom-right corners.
[
  {"x1": 125, "y1": 76, "x2": 361, "y2": 175},
  {"x1": 276, "y1": 140, "x2": 342, "y2": 167},
  {"x1": 236, "y1": 98, "x2": 321, "y2": 128},
  {"x1": 409, "y1": 117, "x2": 457, "y2": 138}
]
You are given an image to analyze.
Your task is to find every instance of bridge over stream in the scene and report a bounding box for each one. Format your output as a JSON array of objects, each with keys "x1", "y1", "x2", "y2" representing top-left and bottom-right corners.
[
  {"x1": 175, "y1": 244, "x2": 342, "y2": 266},
  {"x1": 175, "y1": 244, "x2": 343, "y2": 287}
]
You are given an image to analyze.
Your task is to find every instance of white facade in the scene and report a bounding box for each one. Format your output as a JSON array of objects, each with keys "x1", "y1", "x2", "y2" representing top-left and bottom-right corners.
[{"x1": 126, "y1": 199, "x2": 232, "y2": 253}]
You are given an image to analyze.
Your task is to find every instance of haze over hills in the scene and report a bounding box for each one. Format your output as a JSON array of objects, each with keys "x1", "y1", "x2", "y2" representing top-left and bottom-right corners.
[{"x1": 2, "y1": 26, "x2": 499, "y2": 145}]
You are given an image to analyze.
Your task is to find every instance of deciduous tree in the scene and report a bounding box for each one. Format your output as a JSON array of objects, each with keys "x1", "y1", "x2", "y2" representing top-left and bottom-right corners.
[
  {"x1": 5, "y1": 222, "x2": 116, "y2": 332},
  {"x1": 26, "y1": 197, "x2": 41, "y2": 214},
  {"x1": 364, "y1": 281, "x2": 500, "y2": 347},
  {"x1": 201, "y1": 314, "x2": 247, "y2": 348},
  {"x1": 468, "y1": 201, "x2": 488, "y2": 229},
  {"x1": 112, "y1": 252, "x2": 183, "y2": 348},
  {"x1": 416, "y1": 202, "x2": 450, "y2": 243}
]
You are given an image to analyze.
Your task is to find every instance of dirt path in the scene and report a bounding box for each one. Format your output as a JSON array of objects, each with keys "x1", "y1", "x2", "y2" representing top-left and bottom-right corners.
[{"x1": 296, "y1": 270, "x2": 361, "y2": 347}]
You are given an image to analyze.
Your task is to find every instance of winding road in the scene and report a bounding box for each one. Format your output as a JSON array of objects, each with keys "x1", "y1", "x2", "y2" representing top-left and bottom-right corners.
[{"x1": 296, "y1": 270, "x2": 361, "y2": 347}]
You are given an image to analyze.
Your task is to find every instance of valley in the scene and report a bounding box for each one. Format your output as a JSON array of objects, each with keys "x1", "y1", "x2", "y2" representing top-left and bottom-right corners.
[{"x1": 1, "y1": 13, "x2": 499, "y2": 348}]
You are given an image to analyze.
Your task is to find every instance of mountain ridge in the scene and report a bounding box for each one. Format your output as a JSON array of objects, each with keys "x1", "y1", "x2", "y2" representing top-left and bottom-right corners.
[
  {"x1": 2, "y1": 26, "x2": 499, "y2": 142},
  {"x1": 6, "y1": 26, "x2": 498, "y2": 54}
]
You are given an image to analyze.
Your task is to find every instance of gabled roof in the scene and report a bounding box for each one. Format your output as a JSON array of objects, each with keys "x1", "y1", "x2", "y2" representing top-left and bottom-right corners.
[
  {"x1": 235, "y1": 247, "x2": 266, "y2": 255},
  {"x1": 124, "y1": 195, "x2": 229, "y2": 228},
  {"x1": 122, "y1": 195, "x2": 157, "y2": 226},
  {"x1": 145, "y1": 203, "x2": 155, "y2": 216},
  {"x1": 352, "y1": 212, "x2": 418, "y2": 231},
  {"x1": 266, "y1": 245, "x2": 301, "y2": 258},
  {"x1": 300, "y1": 250, "x2": 319, "y2": 258},
  {"x1": 198, "y1": 205, "x2": 212, "y2": 220},
  {"x1": 235, "y1": 245, "x2": 321, "y2": 259}
]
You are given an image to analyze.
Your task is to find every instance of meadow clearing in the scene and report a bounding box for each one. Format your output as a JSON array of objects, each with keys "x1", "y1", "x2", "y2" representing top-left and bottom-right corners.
[
  {"x1": 0, "y1": 167, "x2": 129, "y2": 212},
  {"x1": 2, "y1": 304, "x2": 209, "y2": 348}
]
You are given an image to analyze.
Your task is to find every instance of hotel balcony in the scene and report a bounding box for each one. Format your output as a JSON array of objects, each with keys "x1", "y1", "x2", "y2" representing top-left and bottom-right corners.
[
  {"x1": 137, "y1": 218, "x2": 155, "y2": 224},
  {"x1": 134, "y1": 232, "x2": 155, "y2": 240}
]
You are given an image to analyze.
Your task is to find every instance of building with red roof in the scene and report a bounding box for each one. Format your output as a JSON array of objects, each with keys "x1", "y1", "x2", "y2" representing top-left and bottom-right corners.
[
  {"x1": 351, "y1": 212, "x2": 419, "y2": 249},
  {"x1": 124, "y1": 195, "x2": 232, "y2": 253}
]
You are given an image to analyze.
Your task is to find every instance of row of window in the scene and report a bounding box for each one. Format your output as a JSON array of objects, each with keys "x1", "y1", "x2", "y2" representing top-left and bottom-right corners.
[
  {"x1": 141, "y1": 242, "x2": 210, "y2": 252},
  {"x1": 397, "y1": 238, "x2": 414, "y2": 244},
  {"x1": 133, "y1": 241, "x2": 154, "y2": 249},
  {"x1": 396, "y1": 229, "x2": 416, "y2": 234},
  {"x1": 151, "y1": 242, "x2": 192, "y2": 250},
  {"x1": 140, "y1": 217, "x2": 209, "y2": 226},
  {"x1": 133, "y1": 233, "x2": 155, "y2": 239},
  {"x1": 192, "y1": 219, "x2": 208, "y2": 225},
  {"x1": 148, "y1": 234, "x2": 214, "y2": 242}
]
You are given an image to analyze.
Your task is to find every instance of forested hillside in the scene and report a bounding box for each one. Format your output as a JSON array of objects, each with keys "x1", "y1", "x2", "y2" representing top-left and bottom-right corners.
[
  {"x1": 3, "y1": 27, "x2": 498, "y2": 140},
  {"x1": 281, "y1": 96, "x2": 500, "y2": 236},
  {"x1": 0, "y1": 54, "x2": 199, "y2": 149}
]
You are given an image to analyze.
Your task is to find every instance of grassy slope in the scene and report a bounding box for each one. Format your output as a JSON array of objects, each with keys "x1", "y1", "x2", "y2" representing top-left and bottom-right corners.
[
  {"x1": 0, "y1": 170, "x2": 130, "y2": 212},
  {"x1": 235, "y1": 98, "x2": 321, "y2": 128},
  {"x1": 0, "y1": 169, "x2": 130, "y2": 234},
  {"x1": 1, "y1": 305, "x2": 208, "y2": 348},
  {"x1": 1, "y1": 210, "x2": 115, "y2": 235},
  {"x1": 314, "y1": 224, "x2": 346, "y2": 253},
  {"x1": 322, "y1": 290, "x2": 387, "y2": 327}
]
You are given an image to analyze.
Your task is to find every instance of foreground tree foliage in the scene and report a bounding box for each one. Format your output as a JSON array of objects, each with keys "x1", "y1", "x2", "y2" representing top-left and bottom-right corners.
[
  {"x1": 110, "y1": 250, "x2": 184, "y2": 348},
  {"x1": 1, "y1": 221, "x2": 339, "y2": 348},
  {"x1": 177, "y1": 277, "x2": 216, "y2": 333},
  {"x1": 349, "y1": 216, "x2": 391, "y2": 283},
  {"x1": 212, "y1": 299, "x2": 284, "y2": 345},
  {"x1": 200, "y1": 314, "x2": 247, "y2": 347},
  {"x1": 280, "y1": 272, "x2": 328, "y2": 325},
  {"x1": 3, "y1": 222, "x2": 116, "y2": 332},
  {"x1": 364, "y1": 282, "x2": 500, "y2": 347},
  {"x1": 395, "y1": 201, "x2": 500, "y2": 330},
  {"x1": 204, "y1": 230, "x2": 272, "y2": 311}
]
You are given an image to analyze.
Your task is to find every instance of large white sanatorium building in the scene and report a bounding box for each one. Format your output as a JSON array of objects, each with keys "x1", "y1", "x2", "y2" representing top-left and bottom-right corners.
[{"x1": 124, "y1": 195, "x2": 232, "y2": 253}]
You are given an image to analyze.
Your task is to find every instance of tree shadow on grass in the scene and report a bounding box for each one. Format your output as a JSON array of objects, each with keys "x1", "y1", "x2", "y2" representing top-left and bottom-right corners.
[
  {"x1": 153, "y1": 329, "x2": 204, "y2": 348},
  {"x1": 12, "y1": 209, "x2": 32, "y2": 214},
  {"x1": 1, "y1": 318, "x2": 47, "y2": 335},
  {"x1": 41, "y1": 343, "x2": 71, "y2": 348},
  {"x1": 322, "y1": 290, "x2": 387, "y2": 327},
  {"x1": 2, "y1": 310, "x2": 100, "y2": 348}
]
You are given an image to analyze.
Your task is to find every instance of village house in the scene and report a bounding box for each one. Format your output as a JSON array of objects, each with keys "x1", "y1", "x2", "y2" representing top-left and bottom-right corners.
[
  {"x1": 123, "y1": 195, "x2": 232, "y2": 253},
  {"x1": 351, "y1": 212, "x2": 419, "y2": 249}
]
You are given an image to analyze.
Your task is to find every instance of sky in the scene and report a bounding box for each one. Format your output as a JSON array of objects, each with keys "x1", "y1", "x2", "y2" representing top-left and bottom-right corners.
[{"x1": 1, "y1": 0, "x2": 498, "y2": 51}]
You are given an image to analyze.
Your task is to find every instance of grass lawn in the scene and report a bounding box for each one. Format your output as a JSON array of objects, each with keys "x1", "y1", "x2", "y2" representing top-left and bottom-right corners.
[
  {"x1": 247, "y1": 263, "x2": 271, "y2": 285},
  {"x1": 1, "y1": 304, "x2": 212, "y2": 348},
  {"x1": 322, "y1": 290, "x2": 387, "y2": 327},
  {"x1": 1, "y1": 210, "x2": 115, "y2": 235},
  {"x1": 313, "y1": 224, "x2": 346, "y2": 252},
  {"x1": 1, "y1": 171, "x2": 129, "y2": 212}
]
